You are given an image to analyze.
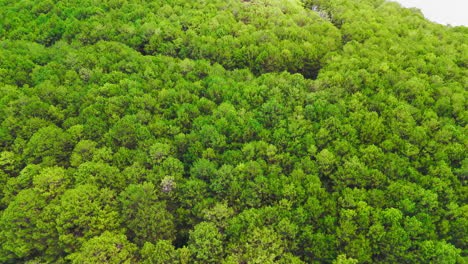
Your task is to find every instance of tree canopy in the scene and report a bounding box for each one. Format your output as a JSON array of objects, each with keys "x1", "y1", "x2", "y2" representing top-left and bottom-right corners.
[{"x1": 0, "y1": 0, "x2": 466, "y2": 263}]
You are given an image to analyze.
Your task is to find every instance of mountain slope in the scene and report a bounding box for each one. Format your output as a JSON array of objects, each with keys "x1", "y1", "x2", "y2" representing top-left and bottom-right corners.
[{"x1": 0, "y1": 0, "x2": 466, "y2": 263}]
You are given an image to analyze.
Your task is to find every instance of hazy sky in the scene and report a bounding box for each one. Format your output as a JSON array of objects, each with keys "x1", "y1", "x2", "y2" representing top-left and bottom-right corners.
[{"x1": 390, "y1": 0, "x2": 468, "y2": 26}]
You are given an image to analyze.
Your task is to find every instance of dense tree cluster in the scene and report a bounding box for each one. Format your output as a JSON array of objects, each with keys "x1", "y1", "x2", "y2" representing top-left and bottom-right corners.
[{"x1": 0, "y1": 0, "x2": 466, "y2": 263}]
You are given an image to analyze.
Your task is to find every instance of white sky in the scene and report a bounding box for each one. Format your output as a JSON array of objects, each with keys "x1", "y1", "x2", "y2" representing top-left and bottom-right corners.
[{"x1": 390, "y1": 0, "x2": 468, "y2": 26}]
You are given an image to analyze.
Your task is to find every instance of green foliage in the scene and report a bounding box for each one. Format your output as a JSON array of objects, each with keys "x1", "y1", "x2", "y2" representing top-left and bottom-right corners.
[
  {"x1": 23, "y1": 125, "x2": 72, "y2": 166},
  {"x1": 333, "y1": 255, "x2": 359, "y2": 264},
  {"x1": 0, "y1": 189, "x2": 50, "y2": 261},
  {"x1": 53, "y1": 185, "x2": 120, "y2": 253},
  {"x1": 67, "y1": 231, "x2": 137, "y2": 264},
  {"x1": 0, "y1": 0, "x2": 466, "y2": 262},
  {"x1": 119, "y1": 182, "x2": 176, "y2": 245},
  {"x1": 188, "y1": 222, "x2": 224, "y2": 263},
  {"x1": 141, "y1": 240, "x2": 191, "y2": 264}
]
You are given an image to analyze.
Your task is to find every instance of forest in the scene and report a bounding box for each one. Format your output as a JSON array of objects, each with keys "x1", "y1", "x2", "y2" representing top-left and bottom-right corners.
[{"x1": 0, "y1": 0, "x2": 466, "y2": 263}]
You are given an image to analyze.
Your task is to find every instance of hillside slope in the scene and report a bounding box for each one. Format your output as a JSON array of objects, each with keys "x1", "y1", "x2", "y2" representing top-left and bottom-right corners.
[{"x1": 0, "y1": 0, "x2": 467, "y2": 263}]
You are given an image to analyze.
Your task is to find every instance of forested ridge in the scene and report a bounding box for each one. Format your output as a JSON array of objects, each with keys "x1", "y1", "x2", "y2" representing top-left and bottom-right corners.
[{"x1": 0, "y1": 0, "x2": 467, "y2": 263}]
